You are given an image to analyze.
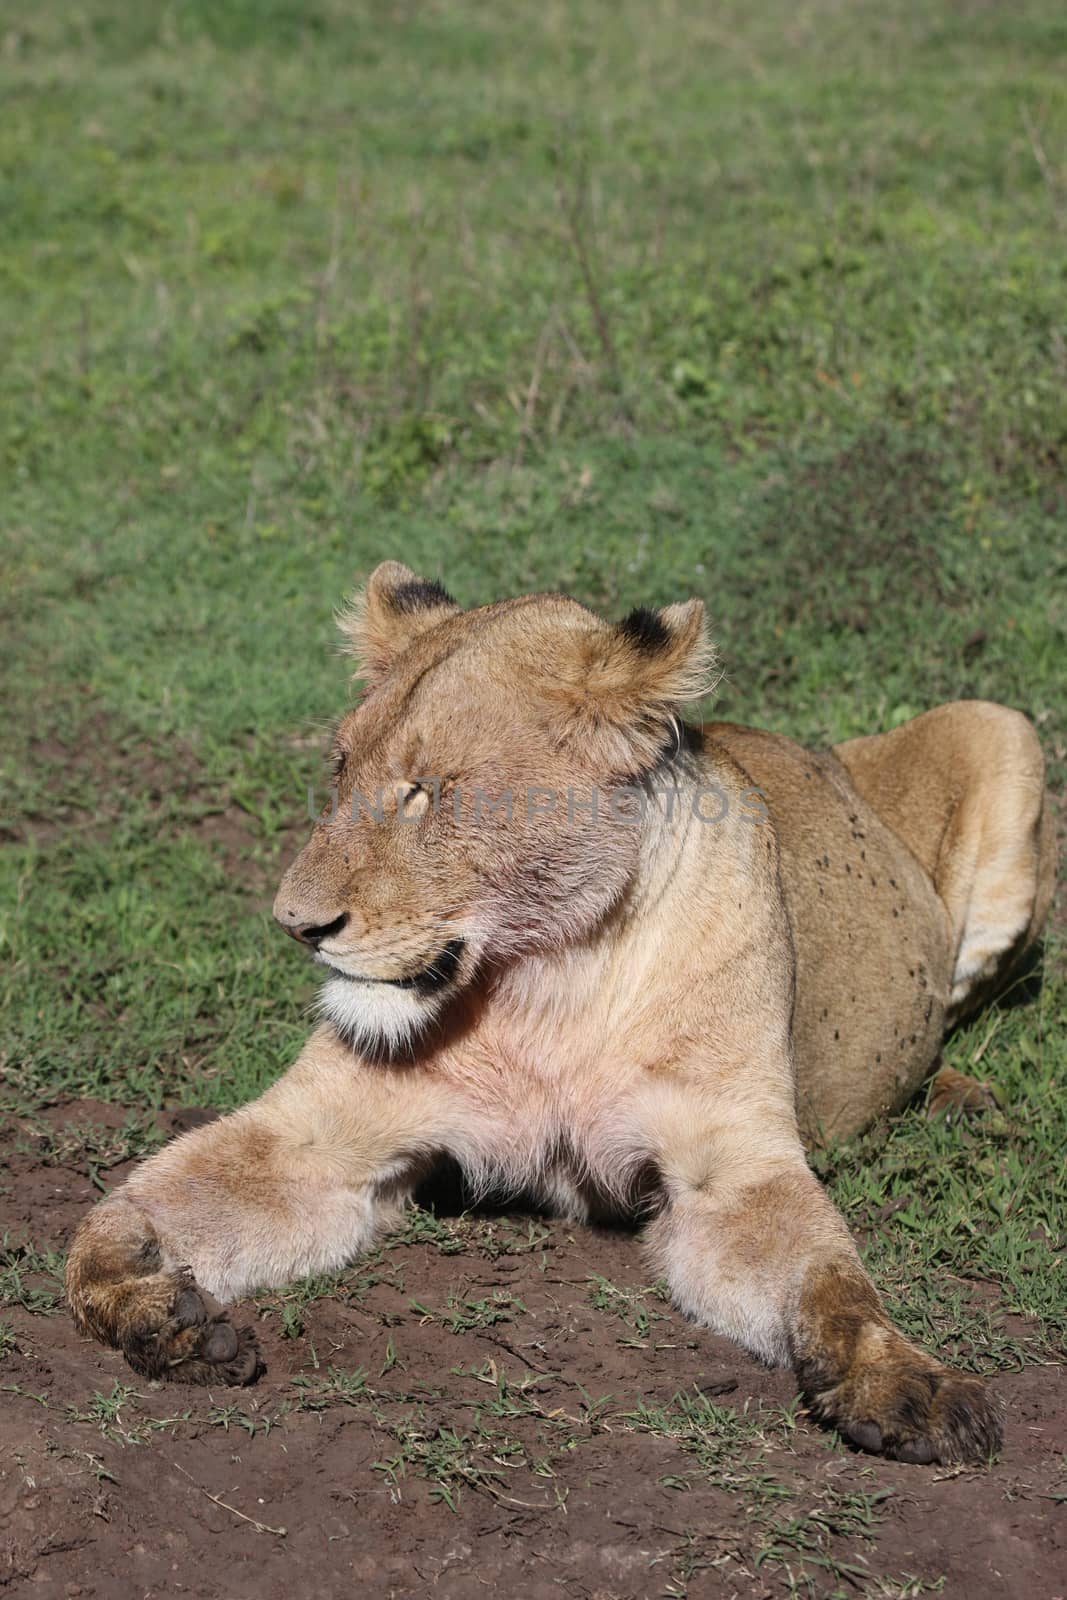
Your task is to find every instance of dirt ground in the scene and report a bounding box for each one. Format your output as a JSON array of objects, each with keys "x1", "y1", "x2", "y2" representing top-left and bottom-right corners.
[{"x1": 1, "y1": 1106, "x2": 1064, "y2": 1600}]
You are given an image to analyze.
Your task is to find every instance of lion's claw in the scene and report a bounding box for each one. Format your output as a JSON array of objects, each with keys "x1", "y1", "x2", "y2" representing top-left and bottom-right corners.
[{"x1": 172, "y1": 1284, "x2": 210, "y2": 1329}]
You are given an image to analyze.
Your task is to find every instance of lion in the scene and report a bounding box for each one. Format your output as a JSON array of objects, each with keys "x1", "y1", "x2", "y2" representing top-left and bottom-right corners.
[{"x1": 65, "y1": 562, "x2": 1056, "y2": 1464}]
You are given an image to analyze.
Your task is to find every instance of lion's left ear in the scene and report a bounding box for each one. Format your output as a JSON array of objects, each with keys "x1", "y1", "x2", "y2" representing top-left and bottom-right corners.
[
  {"x1": 337, "y1": 561, "x2": 462, "y2": 678},
  {"x1": 548, "y1": 599, "x2": 718, "y2": 768}
]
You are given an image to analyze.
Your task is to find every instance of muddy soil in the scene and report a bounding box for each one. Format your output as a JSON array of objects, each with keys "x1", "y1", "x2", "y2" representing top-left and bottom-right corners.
[{"x1": 0, "y1": 1108, "x2": 1063, "y2": 1600}]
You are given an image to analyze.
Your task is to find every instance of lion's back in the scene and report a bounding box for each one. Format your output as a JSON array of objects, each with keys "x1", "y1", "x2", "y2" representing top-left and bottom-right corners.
[{"x1": 702, "y1": 722, "x2": 953, "y2": 1144}]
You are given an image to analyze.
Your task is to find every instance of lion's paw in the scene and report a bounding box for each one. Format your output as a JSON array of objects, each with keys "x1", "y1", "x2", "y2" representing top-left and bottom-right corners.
[
  {"x1": 824, "y1": 1359, "x2": 1000, "y2": 1465},
  {"x1": 123, "y1": 1274, "x2": 264, "y2": 1387},
  {"x1": 927, "y1": 1065, "x2": 1002, "y2": 1123}
]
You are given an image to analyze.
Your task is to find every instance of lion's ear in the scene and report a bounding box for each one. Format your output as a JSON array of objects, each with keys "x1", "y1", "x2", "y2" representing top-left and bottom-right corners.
[
  {"x1": 337, "y1": 561, "x2": 461, "y2": 677},
  {"x1": 612, "y1": 600, "x2": 716, "y2": 707},
  {"x1": 548, "y1": 598, "x2": 718, "y2": 768}
]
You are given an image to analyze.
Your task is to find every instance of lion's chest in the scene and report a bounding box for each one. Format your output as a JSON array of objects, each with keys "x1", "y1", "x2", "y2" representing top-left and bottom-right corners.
[{"x1": 433, "y1": 1004, "x2": 668, "y2": 1220}]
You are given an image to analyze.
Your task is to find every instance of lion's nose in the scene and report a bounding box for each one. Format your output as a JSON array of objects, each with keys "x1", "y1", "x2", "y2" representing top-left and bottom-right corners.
[{"x1": 274, "y1": 909, "x2": 349, "y2": 948}]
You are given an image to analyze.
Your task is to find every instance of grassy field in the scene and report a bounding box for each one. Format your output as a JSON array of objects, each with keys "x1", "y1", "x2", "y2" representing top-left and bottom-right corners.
[{"x1": 1, "y1": 1, "x2": 1065, "y2": 1593}]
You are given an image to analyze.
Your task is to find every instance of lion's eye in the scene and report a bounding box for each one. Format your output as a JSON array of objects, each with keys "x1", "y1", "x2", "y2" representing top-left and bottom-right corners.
[
  {"x1": 330, "y1": 750, "x2": 347, "y2": 780},
  {"x1": 398, "y1": 780, "x2": 433, "y2": 819}
]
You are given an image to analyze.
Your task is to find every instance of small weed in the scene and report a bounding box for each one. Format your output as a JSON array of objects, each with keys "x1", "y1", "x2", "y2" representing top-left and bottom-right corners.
[
  {"x1": 291, "y1": 1366, "x2": 369, "y2": 1411},
  {"x1": 373, "y1": 1407, "x2": 558, "y2": 1512},
  {"x1": 409, "y1": 1290, "x2": 526, "y2": 1334},
  {"x1": 397, "y1": 1209, "x2": 553, "y2": 1260},
  {"x1": 278, "y1": 1303, "x2": 305, "y2": 1340},
  {"x1": 206, "y1": 1402, "x2": 284, "y2": 1437},
  {"x1": 0, "y1": 1237, "x2": 65, "y2": 1316},
  {"x1": 55, "y1": 1446, "x2": 120, "y2": 1486},
  {"x1": 587, "y1": 1274, "x2": 668, "y2": 1344},
  {"x1": 374, "y1": 1416, "x2": 511, "y2": 1510},
  {"x1": 1, "y1": 1383, "x2": 49, "y2": 1408},
  {"x1": 15, "y1": 1113, "x2": 164, "y2": 1179},
  {"x1": 756, "y1": 1483, "x2": 892, "y2": 1594},
  {"x1": 625, "y1": 1390, "x2": 795, "y2": 1508},
  {"x1": 453, "y1": 1360, "x2": 547, "y2": 1420},
  {"x1": 255, "y1": 1254, "x2": 402, "y2": 1331},
  {"x1": 65, "y1": 1383, "x2": 151, "y2": 1445},
  {"x1": 394, "y1": 1208, "x2": 468, "y2": 1256}
]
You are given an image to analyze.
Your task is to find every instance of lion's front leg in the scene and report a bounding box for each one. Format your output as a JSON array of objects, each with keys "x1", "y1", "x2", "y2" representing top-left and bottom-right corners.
[
  {"x1": 65, "y1": 1028, "x2": 451, "y2": 1384},
  {"x1": 788, "y1": 1249, "x2": 999, "y2": 1463},
  {"x1": 644, "y1": 1106, "x2": 1000, "y2": 1464}
]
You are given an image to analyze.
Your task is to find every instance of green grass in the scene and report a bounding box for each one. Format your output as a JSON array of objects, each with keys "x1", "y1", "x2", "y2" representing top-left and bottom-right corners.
[
  {"x1": 3, "y1": 0, "x2": 1065, "y2": 1108},
  {"x1": 0, "y1": 0, "x2": 1064, "y2": 1540}
]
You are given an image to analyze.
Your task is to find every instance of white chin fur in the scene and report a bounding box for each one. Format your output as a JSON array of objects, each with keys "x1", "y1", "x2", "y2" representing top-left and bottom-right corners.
[{"x1": 317, "y1": 975, "x2": 439, "y2": 1054}]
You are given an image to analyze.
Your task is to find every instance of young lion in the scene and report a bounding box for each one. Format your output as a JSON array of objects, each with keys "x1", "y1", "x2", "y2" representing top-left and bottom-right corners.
[{"x1": 65, "y1": 563, "x2": 1055, "y2": 1464}]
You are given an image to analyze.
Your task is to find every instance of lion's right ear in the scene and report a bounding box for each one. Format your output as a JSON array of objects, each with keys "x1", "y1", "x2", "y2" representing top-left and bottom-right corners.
[{"x1": 337, "y1": 561, "x2": 461, "y2": 678}]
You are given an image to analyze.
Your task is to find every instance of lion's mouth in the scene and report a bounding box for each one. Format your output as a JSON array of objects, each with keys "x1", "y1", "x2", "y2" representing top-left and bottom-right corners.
[{"x1": 319, "y1": 937, "x2": 466, "y2": 998}]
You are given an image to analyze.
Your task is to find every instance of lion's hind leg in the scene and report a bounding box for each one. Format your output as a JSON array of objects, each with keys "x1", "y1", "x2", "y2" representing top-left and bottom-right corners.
[
  {"x1": 941, "y1": 775, "x2": 1055, "y2": 1027},
  {"x1": 835, "y1": 701, "x2": 1056, "y2": 1029},
  {"x1": 926, "y1": 1063, "x2": 1000, "y2": 1122}
]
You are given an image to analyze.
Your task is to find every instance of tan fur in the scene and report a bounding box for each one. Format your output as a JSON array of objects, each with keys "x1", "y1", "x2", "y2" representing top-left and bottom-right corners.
[{"x1": 65, "y1": 565, "x2": 1055, "y2": 1464}]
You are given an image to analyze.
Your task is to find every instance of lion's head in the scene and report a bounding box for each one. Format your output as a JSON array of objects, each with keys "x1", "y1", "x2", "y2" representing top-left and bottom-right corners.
[{"x1": 273, "y1": 561, "x2": 715, "y2": 1052}]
